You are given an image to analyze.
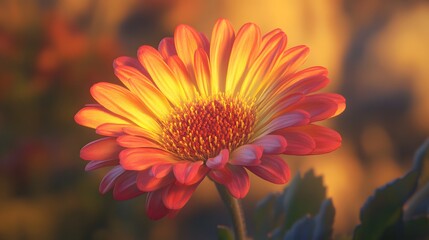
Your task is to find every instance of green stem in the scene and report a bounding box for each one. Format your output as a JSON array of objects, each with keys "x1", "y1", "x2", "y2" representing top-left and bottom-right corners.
[{"x1": 215, "y1": 183, "x2": 247, "y2": 240}]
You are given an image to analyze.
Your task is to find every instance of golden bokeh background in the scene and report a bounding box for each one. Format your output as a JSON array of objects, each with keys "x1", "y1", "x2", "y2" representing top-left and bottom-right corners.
[{"x1": 1, "y1": 0, "x2": 429, "y2": 239}]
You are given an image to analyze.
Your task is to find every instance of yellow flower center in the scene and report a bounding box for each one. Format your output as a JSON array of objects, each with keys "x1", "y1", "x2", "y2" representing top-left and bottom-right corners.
[{"x1": 161, "y1": 94, "x2": 256, "y2": 161}]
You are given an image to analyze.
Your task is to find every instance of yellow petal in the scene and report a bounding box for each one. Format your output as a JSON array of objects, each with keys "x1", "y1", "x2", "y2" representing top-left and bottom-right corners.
[
  {"x1": 115, "y1": 65, "x2": 172, "y2": 118},
  {"x1": 75, "y1": 105, "x2": 130, "y2": 129},
  {"x1": 258, "y1": 45, "x2": 310, "y2": 103},
  {"x1": 166, "y1": 55, "x2": 196, "y2": 99},
  {"x1": 210, "y1": 19, "x2": 235, "y2": 93},
  {"x1": 137, "y1": 46, "x2": 185, "y2": 105},
  {"x1": 240, "y1": 31, "x2": 286, "y2": 99},
  {"x1": 225, "y1": 23, "x2": 261, "y2": 95},
  {"x1": 90, "y1": 82, "x2": 160, "y2": 133},
  {"x1": 193, "y1": 48, "x2": 211, "y2": 97}
]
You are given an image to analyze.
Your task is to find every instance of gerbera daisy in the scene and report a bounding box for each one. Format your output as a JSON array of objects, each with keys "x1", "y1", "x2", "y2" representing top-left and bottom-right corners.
[{"x1": 75, "y1": 18, "x2": 345, "y2": 220}]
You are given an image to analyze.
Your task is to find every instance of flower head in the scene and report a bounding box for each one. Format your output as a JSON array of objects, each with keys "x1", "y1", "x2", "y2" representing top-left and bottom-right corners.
[{"x1": 75, "y1": 19, "x2": 345, "y2": 219}]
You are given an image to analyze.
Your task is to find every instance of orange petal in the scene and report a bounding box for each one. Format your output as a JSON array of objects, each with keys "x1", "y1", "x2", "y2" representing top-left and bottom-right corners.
[
  {"x1": 137, "y1": 169, "x2": 175, "y2": 192},
  {"x1": 80, "y1": 137, "x2": 122, "y2": 161},
  {"x1": 116, "y1": 135, "x2": 162, "y2": 149},
  {"x1": 174, "y1": 24, "x2": 205, "y2": 79},
  {"x1": 90, "y1": 82, "x2": 160, "y2": 132},
  {"x1": 210, "y1": 19, "x2": 235, "y2": 93},
  {"x1": 115, "y1": 65, "x2": 172, "y2": 117},
  {"x1": 120, "y1": 148, "x2": 176, "y2": 171},
  {"x1": 172, "y1": 161, "x2": 208, "y2": 185},
  {"x1": 225, "y1": 23, "x2": 261, "y2": 94},
  {"x1": 162, "y1": 181, "x2": 201, "y2": 210},
  {"x1": 96, "y1": 123, "x2": 131, "y2": 137},
  {"x1": 74, "y1": 105, "x2": 130, "y2": 129}
]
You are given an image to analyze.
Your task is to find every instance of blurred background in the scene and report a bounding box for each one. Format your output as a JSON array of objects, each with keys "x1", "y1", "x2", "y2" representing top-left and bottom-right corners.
[{"x1": 1, "y1": 0, "x2": 428, "y2": 239}]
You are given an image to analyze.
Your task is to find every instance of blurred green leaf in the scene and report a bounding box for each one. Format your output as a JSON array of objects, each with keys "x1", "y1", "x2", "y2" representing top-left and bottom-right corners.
[
  {"x1": 313, "y1": 199, "x2": 336, "y2": 240},
  {"x1": 353, "y1": 139, "x2": 429, "y2": 240},
  {"x1": 283, "y1": 199, "x2": 335, "y2": 240},
  {"x1": 283, "y1": 216, "x2": 315, "y2": 240},
  {"x1": 217, "y1": 225, "x2": 234, "y2": 240},
  {"x1": 404, "y1": 182, "x2": 429, "y2": 220},
  {"x1": 403, "y1": 217, "x2": 429, "y2": 240},
  {"x1": 253, "y1": 193, "x2": 279, "y2": 240},
  {"x1": 253, "y1": 169, "x2": 332, "y2": 240},
  {"x1": 281, "y1": 170, "x2": 326, "y2": 232}
]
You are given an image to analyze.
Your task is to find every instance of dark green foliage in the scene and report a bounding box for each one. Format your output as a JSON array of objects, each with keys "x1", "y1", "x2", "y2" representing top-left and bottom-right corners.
[
  {"x1": 353, "y1": 140, "x2": 429, "y2": 240},
  {"x1": 253, "y1": 170, "x2": 334, "y2": 240}
]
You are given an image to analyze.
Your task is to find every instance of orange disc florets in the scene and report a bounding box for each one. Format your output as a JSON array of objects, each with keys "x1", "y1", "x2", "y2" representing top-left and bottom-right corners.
[{"x1": 161, "y1": 94, "x2": 256, "y2": 161}]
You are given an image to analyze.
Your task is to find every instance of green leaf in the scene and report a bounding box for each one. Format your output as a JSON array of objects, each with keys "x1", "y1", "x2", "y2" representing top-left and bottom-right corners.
[
  {"x1": 253, "y1": 193, "x2": 280, "y2": 240},
  {"x1": 283, "y1": 199, "x2": 335, "y2": 240},
  {"x1": 404, "y1": 181, "x2": 429, "y2": 220},
  {"x1": 313, "y1": 199, "x2": 336, "y2": 240},
  {"x1": 281, "y1": 170, "x2": 326, "y2": 232},
  {"x1": 353, "y1": 139, "x2": 429, "y2": 240},
  {"x1": 403, "y1": 217, "x2": 429, "y2": 240},
  {"x1": 217, "y1": 225, "x2": 234, "y2": 240}
]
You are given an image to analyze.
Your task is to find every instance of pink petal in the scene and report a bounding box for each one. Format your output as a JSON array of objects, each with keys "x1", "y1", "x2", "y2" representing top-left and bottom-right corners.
[
  {"x1": 119, "y1": 148, "x2": 176, "y2": 171},
  {"x1": 146, "y1": 190, "x2": 170, "y2": 220},
  {"x1": 113, "y1": 171, "x2": 143, "y2": 200},
  {"x1": 162, "y1": 181, "x2": 200, "y2": 210},
  {"x1": 99, "y1": 166, "x2": 125, "y2": 194},
  {"x1": 230, "y1": 144, "x2": 263, "y2": 166},
  {"x1": 206, "y1": 149, "x2": 229, "y2": 169},
  {"x1": 113, "y1": 56, "x2": 148, "y2": 76},
  {"x1": 290, "y1": 94, "x2": 341, "y2": 122},
  {"x1": 247, "y1": 155, "x2": 290, "y2": 184},
  {"x1": 85, "y1": 159, "x2": 118, "y2": 171},
  {"x1": 301, "y1": 125, "x2": 342, "y2": 154},
  {"x1": 285, "y1": 75, "x2": 329, "y2": 95},
  {"x1": 136, "y1": 168, "x2": 175, "y2": 192},
  {"x1": 276, "y1": 129, "x2": 316, "y2": 155},
  {"x1": 173, "y1": 161, "x2": 209, "y2": 185},
  {"x1": 158, "y1": 37, "x2": 177, "y2": 59},
  {"x1": 252, "y1": 135, "x2": 287, "y2": 154},
  {"x1": 209, "y1": 165, "x2": 250, "y2": 199},
  {"x1": 80, "y1": 137, "x2": 122, "y2": 161},
  {"x1": 116, "y1": 135, "x2": 161, "y2": 148},
  {"x1": 258, "y1": 110, "x2": 310, "y2": 136}
]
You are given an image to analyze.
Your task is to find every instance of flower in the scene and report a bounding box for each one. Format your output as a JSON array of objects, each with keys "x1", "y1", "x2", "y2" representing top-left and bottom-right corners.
[{"x1": 75, "y1": 19, "x2": 345, "y2": 220}]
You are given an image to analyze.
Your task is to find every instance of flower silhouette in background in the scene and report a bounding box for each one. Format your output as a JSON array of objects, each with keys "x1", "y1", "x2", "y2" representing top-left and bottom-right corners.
[{"x1": 75, "y1": 19, "x2": 345, "y2": 220}]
